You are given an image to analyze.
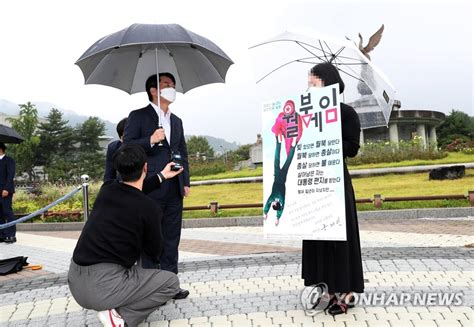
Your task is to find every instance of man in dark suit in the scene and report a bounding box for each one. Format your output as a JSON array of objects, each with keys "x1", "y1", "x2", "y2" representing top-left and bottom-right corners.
[
  {"x1": 103, "y1": 117, "x2": 127, "y2": 182},
  {"x1": 124, "y1": 73, "x2": 190, "y2": 299},
  {"x1": 0, "y1": 142, "x2": 16, "y2": 244}
]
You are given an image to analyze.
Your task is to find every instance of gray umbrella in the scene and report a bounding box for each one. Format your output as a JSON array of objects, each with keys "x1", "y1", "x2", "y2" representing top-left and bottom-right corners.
[
  {"x1": 0, "y1": 124, "x2": 24, "y2": 144},
  {"x1": 75, "y1": 23, "x2": 234, "y2": 94}
]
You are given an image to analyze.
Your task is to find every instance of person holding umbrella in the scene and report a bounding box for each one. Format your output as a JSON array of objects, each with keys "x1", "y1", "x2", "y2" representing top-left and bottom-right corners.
[
  {"x1": 76, "y1": 24, "x2": 234, "y2": 302},
  {"x1": 0, "y1": 142, "x2": 16, "y2": 244},
  {"x1": 123, "y1": 73, "x2": 190, "y2": 300},
  {"x1": 302, "y1": 63, "x2": 364, "y2": 315}
]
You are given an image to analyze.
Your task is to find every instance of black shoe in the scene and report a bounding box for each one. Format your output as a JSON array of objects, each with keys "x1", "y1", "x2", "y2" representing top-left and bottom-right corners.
[
  {"x1": 328, "y1": 295, "x2": 355, "y2": 316},
  {"x1": 173, "y1": 288, "x2": 189, "y2": 300},
  {"x1": 0, "y1": 237, "x2": 5, "y2": 243},
  {"x1": 4, "y1": 236, "x2": 17, "y2": 244},
  {"x1": 323, "y1": 295, "x2": 337, "y2": 312}
]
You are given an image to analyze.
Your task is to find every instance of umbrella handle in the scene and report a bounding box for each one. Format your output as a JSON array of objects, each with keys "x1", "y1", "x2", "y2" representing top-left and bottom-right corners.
[
  {"x1": 155, "y1": 48, "x2": 165, "y2": 147},
  {"x1": 25, "y1": 264, "x2": 43, "y2": 270},
  {"x1": 155, "y1": 48, "x2": 161, "y2": 111}
]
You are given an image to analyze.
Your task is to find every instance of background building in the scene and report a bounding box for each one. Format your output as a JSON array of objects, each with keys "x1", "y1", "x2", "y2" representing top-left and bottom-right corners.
[{"x1": 360, "y1": 101, "x2": 446, "y2": 149}]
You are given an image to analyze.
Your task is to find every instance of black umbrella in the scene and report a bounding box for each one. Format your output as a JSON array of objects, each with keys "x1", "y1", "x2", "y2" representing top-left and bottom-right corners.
[
  {"x1": 0, "y1": 256, "x2": 28, "y2": 275},
  {"x1": 0, "y1": 124, "x2": 24, "y2": 144}
]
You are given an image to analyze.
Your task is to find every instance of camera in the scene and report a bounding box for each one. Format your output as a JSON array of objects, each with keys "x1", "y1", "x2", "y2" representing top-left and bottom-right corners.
[{"x1": 170, "y1": 152, "x2": 183, "y2": 171}]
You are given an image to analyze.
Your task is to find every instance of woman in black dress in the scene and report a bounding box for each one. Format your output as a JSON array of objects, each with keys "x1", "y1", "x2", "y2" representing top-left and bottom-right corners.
[{"x1": 301, "y1": 62, "x2": 364, "y2": 315}]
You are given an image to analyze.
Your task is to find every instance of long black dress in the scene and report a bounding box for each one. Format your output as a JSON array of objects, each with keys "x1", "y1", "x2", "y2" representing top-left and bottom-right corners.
[{"x1": 301, "y1": 103, "x2": 364, "y2": 294}]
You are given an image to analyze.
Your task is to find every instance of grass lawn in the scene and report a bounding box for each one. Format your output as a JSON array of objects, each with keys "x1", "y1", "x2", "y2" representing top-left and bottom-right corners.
[
  {"x1": 191, "y1": 153, "x2": 472, "y2": 181},
  {"x1": 183, "y1": 169, "x2": 473, "y2": 218},
  {"x1": 352, "y1": 169, "x2": 473, "y2": 197},
  {"x1": 191, "y1": 167, "x2": 262, "y2": 181},
  {"x1": 183, "y1": 183, "x2": 262, "y2": 218}
]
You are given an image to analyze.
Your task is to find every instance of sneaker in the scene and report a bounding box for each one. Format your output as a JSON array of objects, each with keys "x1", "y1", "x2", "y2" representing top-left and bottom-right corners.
[{"x1": 97, "y1": 309, "x2": 125, "y2": 327}]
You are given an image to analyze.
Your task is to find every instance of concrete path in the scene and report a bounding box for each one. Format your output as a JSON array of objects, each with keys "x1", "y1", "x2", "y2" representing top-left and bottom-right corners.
[{"x1": 1, "y1": 216, "x2": 473, "y2": 327}]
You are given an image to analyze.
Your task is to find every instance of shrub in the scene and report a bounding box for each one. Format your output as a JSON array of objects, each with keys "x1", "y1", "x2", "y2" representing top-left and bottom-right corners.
[
  {"x1": 12, "y1": 181, "x2": 103, "y2": 223},
  {"x1": 348, "y1": 137, "x2": 447, "y2": 165},
  {"x1": 190, "y1": 161, "x2": 227, "y2": 176},
  {"x1": 444, "y1": 139, "x2": 474, "y2": 154},
  {"x1": 13, "y1": 200, "x2": 42, "y2": 215}
]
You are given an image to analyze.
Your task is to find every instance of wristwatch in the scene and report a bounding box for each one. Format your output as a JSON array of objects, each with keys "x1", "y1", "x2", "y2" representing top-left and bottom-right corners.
[{"x1": 157, "y1": 171, "x2": 166, "y2": 183}]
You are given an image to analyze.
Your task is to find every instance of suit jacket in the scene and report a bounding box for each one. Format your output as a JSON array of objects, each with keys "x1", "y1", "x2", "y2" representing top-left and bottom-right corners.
[
  {"x1": 123, "y1": 104, "x2": 189, "y2": 199},
  {"x1": 103, "y1": 140, "x2": 122, "y2": 182},
  {"x1": 0, "y1": 155, "x2": 15, "y2": 194}
]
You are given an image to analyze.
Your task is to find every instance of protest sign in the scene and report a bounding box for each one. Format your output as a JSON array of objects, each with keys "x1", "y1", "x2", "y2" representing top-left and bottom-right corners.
[{"x1": 263, "y1": 84, "x2": 346, "y2": 240}]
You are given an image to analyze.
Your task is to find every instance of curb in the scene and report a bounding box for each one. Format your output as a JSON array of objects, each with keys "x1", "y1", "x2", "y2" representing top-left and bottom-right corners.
[
  {"x1": 350, "y1": 162, "x2": 474, "y2": 177},
  {"x1": 16, "y1": 207, "x2": 473, "y2": 231}
]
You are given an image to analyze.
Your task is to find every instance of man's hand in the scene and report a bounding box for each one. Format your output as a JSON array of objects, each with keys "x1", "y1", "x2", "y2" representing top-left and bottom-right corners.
[
  {"x1": 184, "y1": 186, "x2": 190, "y2": 197},
  {"x1": 1, "y1": 190, "x2": 8, "y2": 198},
  {"x1": 160, "y1": 162, "x2": 183, "y2": 180},
  {"x1": 150, "y1": 128, "x2": 165, "y2": 144}
]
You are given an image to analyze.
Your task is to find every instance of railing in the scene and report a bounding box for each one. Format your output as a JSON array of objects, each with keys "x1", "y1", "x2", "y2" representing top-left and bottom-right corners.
[
  {"x1": 189, "y1": 192, "x2": 474, "y2": 214},
  {"x1": 1, "y1": 175, "x2": 90, "y2": 230},
  {"x1": 355, "y1": 194, "x2": 472, "y2": 208},
  {"x1": 11, "y1": 190, "x2": 473, "y2": 221}
]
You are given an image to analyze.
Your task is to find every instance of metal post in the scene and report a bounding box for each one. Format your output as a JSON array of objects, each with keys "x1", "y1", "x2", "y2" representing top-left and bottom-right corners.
[
  {"x1": 210, "y1": 201, "x2": 219, "y2": 215},
  {"x1": 81, "y1": 174, "x2": 90, "y2": 222},
  {"x1": 374, "y1": 194, "x2": 383, "y2": 208}
]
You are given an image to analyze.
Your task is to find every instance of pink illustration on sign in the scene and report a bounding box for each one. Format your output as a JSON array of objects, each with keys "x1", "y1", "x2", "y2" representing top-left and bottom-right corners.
[{"x1": 271, "y1": 100, "x2": 303, "y2": 155}]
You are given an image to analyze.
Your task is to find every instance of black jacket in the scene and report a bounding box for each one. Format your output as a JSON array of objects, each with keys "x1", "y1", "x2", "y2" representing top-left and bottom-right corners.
[
  {"x1": 123, "y1": 104, "x2": 189, "y2": 199},
  {"x1": 0, "y1": 155, "x2": 15, "y2": 194},
  {"x1": 73, "y1": 177, "x2": 163, "y2": 268},
  {"x1": 103, "y1": 140, "x2": 122, "y2": 182}
]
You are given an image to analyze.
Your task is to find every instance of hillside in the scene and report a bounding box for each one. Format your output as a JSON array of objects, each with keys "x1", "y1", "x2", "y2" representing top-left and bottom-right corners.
[{"x1": 0, "y1": 99, "x2": 244, "y2": 151}]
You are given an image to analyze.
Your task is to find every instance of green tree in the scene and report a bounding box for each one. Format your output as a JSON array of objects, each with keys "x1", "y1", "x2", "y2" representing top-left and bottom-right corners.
[
  {"x1": 36, "y1": 108, "x2": 77, "y2": 182},
  {"x1": 75, "y1": 117, "x2": 106, "y2": 180},
  {"x1": 7, "y1": 102, "x2": 40, "y2": 181},
  {"x1": 230, "y1": 144, "x2": 252, "y2": 161},
  {"x1": 37, "y1": 108, "x2": 75, "y2": 166},
  {"x1": 187, "y1": 136, "x2": 214, "y2": 158},
  {"x1": 76, "y1": 117, "x2": 105, "y2": 152},
  {"x1": 437, "y1": 110, "x2": 474, "y2": 148}
]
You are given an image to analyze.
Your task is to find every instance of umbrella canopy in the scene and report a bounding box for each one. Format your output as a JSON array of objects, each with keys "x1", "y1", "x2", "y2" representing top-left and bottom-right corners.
[
  {"x1": 249, "y1": 31, "x2": 397, "y2": 129},
  {"x1": 0, "y1": 124, "x2": 25, "y2": 144},
  {"x1": 0, "y1": 256, "x2": 28, "y2": 276},
  {"x1": 76, "y1": 23, "x2": 234, "y2": 94}
]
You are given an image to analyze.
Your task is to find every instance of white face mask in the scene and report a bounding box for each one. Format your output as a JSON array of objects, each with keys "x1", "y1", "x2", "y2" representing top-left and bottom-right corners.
[{"x1": 160, "y1": 87, "x2": 176, "y2": 103}]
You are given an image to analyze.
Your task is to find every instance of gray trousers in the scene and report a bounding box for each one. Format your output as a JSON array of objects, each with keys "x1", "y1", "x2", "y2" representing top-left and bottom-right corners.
[{"x1": 68, "y1": 260, "x2": 179, "y2": 327}]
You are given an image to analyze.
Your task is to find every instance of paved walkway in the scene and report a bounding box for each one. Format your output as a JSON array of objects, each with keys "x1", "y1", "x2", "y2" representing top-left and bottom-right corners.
[{"x1": 0, "y1": 217, "x2": 473, "y2": 326}]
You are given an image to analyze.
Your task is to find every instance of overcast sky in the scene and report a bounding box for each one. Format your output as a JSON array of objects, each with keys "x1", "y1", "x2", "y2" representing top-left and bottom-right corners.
[{"x1": 0, "y1": 0, "x2": 472, "y2": 144}]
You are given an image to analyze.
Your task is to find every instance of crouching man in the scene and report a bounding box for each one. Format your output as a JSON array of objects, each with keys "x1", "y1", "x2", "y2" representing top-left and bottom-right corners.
[{"x1": 68, "y1": 144, "x2": 183, "y2": 327}]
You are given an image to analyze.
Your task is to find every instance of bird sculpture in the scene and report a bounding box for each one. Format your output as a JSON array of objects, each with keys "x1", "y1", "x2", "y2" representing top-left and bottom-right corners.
[{"x1": 358, "y1": 24, "x2": 384, "y2": 60}]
